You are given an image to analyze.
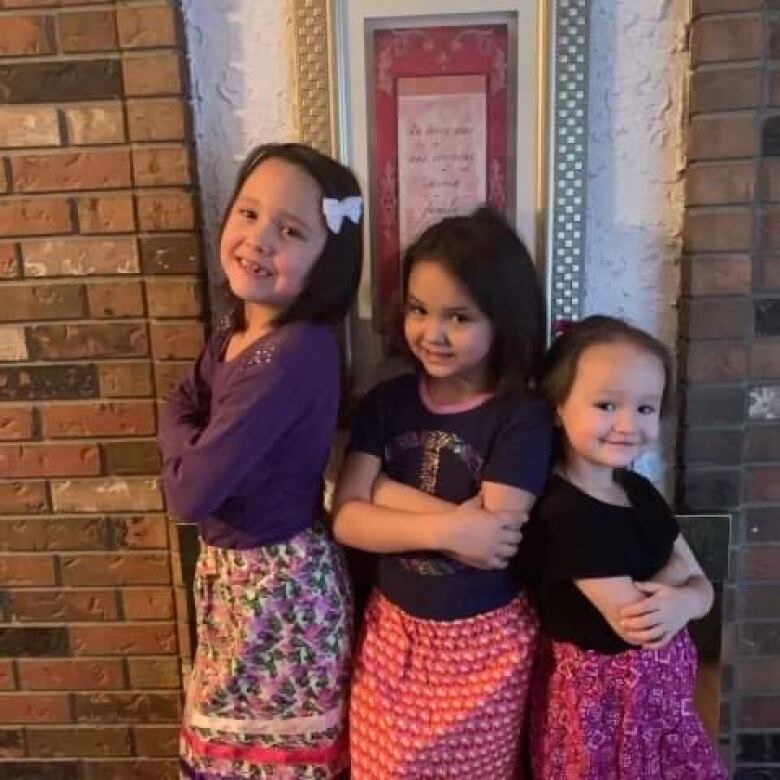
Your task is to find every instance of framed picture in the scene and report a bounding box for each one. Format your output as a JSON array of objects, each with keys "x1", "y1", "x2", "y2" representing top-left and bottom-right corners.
[{"x1": 292, "y1": 0, "x2": 591, "y2": 386}]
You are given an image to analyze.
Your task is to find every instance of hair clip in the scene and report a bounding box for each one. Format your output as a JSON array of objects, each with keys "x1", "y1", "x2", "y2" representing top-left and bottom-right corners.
[{"x1": 322, "y1": 196, "x2": 362, "y2": 234}]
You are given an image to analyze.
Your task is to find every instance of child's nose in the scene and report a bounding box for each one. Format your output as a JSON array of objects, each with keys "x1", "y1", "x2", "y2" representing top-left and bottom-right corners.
[
  {"x1": 247, "y1": 220, "x2": 275, "y2": 252},
  {"x1": 423, "y1": 318, "x2": 447, "y2": 343},
  {"x1": 614, "y1": 409, "x2": 638, "y2": 433}
]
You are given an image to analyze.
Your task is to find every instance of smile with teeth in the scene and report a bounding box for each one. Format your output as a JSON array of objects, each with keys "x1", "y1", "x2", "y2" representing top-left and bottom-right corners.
[{"x1": 237, "y1": 257, "x2": 273, "y2": 277}]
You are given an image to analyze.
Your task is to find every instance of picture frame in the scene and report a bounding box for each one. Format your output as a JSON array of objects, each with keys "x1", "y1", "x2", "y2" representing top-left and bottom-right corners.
[{"x1": 292, "y1": 0, "x2": 591, "y2": 383}]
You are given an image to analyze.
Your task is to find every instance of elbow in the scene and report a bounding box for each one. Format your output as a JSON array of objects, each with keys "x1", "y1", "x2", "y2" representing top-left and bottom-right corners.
[
  {"x1": 332, "y1": 500, "x2": 361, "y2": 546},
  {"x1": 161, "y1": 468, "x2": 214, "y2": 522}
]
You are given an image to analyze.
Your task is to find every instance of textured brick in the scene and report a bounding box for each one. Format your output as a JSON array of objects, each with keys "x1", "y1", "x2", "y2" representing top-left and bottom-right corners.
[
  {"x1": 0, "y1": 662, "x2": 13, "y2": 691},
  {"x1": 0, "y1": 14, "x2": 50, "y2": 56},
  {"x1": 146, "y1": 278, "x2": 204, "y2": 317},
  {"x1": 23, "y1": 237, "x2": 139, "y2": 277},
  {"x1": 0, "y1": 555, "x2": 55, "y2": 585},
  {"x1": 0, "y1": 327, "x2": 27, "y2": 361},
  {"x1": 127, "y1": 98, "x2": 185, "y2": 142},
  {"x1": 27, "y1": 726, "x2": 132, "y2": 758},
  {"x1": 685, "y1": 339, "x2": 748, "y2": 381},
  {"x1": 740, "y1": 658, "x2": 780, "y2": 693},
  {"x1": 0, "y1": 481, "x2": 48, "y2": 514},
  {"x1": 0, "y1": 694, "x2": 70, "y2": 723},
  {"x1": 684, "y1": 208, "x2": 752, "y2": 252},
  {"x1": 761, "y1": 160, "x2": 780, "y2": 203},
  {"x1": 0, "y1": 406, "x2": 33, "y2": 441},
  {"x1": 682, "y1": 468, "x2": 741, "y2": 510},
  {"x1": 685, "y1": 254, "x2": 751, "y2": 296},
  {"x1": 741, "y1": 547, "x2": 780, "y2": 581},
  {"x1": 77, "y1": 194, "x2": 135, "y2": 234},
  {"x1": 132, "y1": 146, "x2": 191, "y2": 186},
  {"x1": 42, "y1": 401, "x2": 154, "y2": 438},
  {"x1": 758, "y1": 253, "x2": 780, "y2": 291},
  {"x1": 153, "y1": 361, "x2": 191, "y2": 398},
  {"x1": 28, "y1": 323, "x2": 149, "y2": 360},
  {"x1": 136, "y1": 190, "x2": 194, "y2": 231},
  {"x1": 691, "y1": 15, "x2": 762, "y2": 64},
  {"x1": 12, "y1": 150, "x2": 131, "y2": 193},
  {"x1": 746, "y1": 466, "x2": 780, "y2": 502},
  {"x1": 87, "y1": 281, "x2": 144, "y2": 319},
  {"x1": 686, "y1": 161, "x2": 755, "y2": 206},
  {"x1": 0, "y1": 365, "x2": 97, "y2": 401},
  {"x1": 112, "y1": 515, "x2": 167, "y2": 549},
  {"x1": 102, "y1": 441, "x2": 160, "y2": 475},
  {"x1": 71, "y1": 624, "x2": 176, "y2": 656},
  {"x1": 131, "y1": 725, "x2": 179, "y2": 755},
  {"x1": 0, "y1": 727, "x2": 24, "y2": 757},
  {"x1": 10, "y1": 589, "x2": 117, "y2": 622},
  {"x1": 691, "y1": 66, "x2": 761, "y2": 113},
  {"x1": 150, "y1": 319, "x2": 204, "y2": 360},
  {"x1": 74, "y1": 691, "x2": 180, "y2": 722},
  {"x1": 0, "y1": 443, "x2": 100, "y2": 477},
  {"x1": 51, "y1": 477, "x2": 162, "y2": 513},
  {"x1": 0, "y1": 198, "x2": 72, "y2": 237},
  {"x1": 0, "y1": 244, "x2": 18, "y2": 278},
  {"x1": 762, "y1": 207, "x2": 780, "y2": 251},
  {"x1": 0, "y1": 106, "x2": 59, "y2": 148},
  {"x1": 686, "y1": 297, "x2": 751, "y2": 339},
  {"x1": 0, "y1": 283, "x2": 84, "y2": 322},
  {"x1": 0, "y1": 516, "x2": 112, "y2": 552},
  {"x1": 752, "y1": 341, "x2": 780, "y2": 378},
  {"x1": 0, "y1": 60, "x2": 121, "y2": 104},
  {"x1": 98, "y1": 363, "x2": 153, "y2": 398},
  {"x1": 127, "y1": 659, "x2": 178, "y2": 690},
  {"x1": 122, "y1": 52, "x2": 181, "y2": 96},
  {"x1": 693, "y1": 0, "x2": 762, "y2": 12},
  {"x1": 740, "y1": 696, "x2": 780, "y2": 728},
  {"x1": 57, "y1": 10, "x2": 117, "y2": 53},
  {"x1": 745, "y1": 425, "x2": 780, "y2": 461},
  {"x1": 738, "y1": 583, "x2": 780, "y2": 619},
  {"x1": 63, "y1": 104, "x2": 124, "y2": 146},
  {"x1": 683, "y1": 428, "x2": 743, "y2": 467},
  {"x1": 117, "y1": 4, "x2": 176, "y2": 49},
  {"x1": 0, "y1": 761, "x2": 78, "y2": 780},
  {"x1": 122, "y1": 588, "x2": 174, "y2": 620},
  {"x1": 18, "y1": 659, "x2": 124, "y2": 691},
  {"x1": 744, "y1": 507, "x2": 780, "y2": 542},
  {"x1": 140, "y1": 234, "x2": 201, "y2": 274},
  {"x1": 60, "y1": 552, "x2": 170, "y2": 587}
]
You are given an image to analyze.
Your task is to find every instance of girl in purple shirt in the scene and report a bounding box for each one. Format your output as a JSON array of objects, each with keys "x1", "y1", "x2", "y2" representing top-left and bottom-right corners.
[{"x1": 158, "y1": 143, "x2": 363, "y2": 779}]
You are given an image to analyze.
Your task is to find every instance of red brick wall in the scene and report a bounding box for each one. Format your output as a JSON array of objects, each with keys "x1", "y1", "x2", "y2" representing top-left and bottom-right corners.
[
  {"x1": 0, "y1": 1, "x2": 205, "y2": 777},
  {"x1": 683, "y1": 1, "x2": 780, "y2": 773}
]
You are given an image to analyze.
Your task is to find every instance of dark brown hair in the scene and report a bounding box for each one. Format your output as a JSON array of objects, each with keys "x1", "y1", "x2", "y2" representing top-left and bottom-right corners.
[
  {"x1": 540, "y1": 315, "x2": 674, "y2": 415},
  {"x1": 401, "y1": 205, "x2": 547, "y2": 393},
  {"x1": 219, "y1": 143, "x2": 363, "y2": 329}
]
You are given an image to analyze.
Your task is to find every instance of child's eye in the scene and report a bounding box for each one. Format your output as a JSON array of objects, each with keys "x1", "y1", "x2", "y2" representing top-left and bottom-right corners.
[
  {"x1": 638, "y1": 404, "x2": 657, "y2": 415},
  {"x1": 279, "y1": 224, "x2": 304, "y2": 240},
  {"x1": 449, "y1": 313, "x2": 470, "y2": 324},
  {"x1": 405, "y1": 303, "x2": 425, "y2": 316},
  {"x1": 595, "y1": 401, "x2": 616, "y2": 412},
  {"x1": 237, "y1": 208, "x2": 257, "y2": 220}
]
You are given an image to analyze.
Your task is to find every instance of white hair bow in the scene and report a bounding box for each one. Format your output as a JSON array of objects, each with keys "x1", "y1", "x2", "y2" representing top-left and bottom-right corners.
[{"x1": 322, "y1": 196, "x2": 363, "y2": 234}]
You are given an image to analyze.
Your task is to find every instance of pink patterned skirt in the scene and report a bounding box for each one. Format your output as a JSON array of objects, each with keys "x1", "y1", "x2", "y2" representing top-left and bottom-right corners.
[
  {"x1": 180, "y1": 526, "x2": 353, "y2": 779},
  {"x1": 350, "y1": 589, "x2": 539, "y2": 779},
  {"x1": 530, "y1": 629, "x2": 727, "y2": 779}
]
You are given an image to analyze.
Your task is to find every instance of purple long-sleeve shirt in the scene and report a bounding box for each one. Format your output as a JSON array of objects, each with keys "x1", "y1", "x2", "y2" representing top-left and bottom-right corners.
[{"x1": 157, "y1": 321, "x2": 340, "y2": 549}]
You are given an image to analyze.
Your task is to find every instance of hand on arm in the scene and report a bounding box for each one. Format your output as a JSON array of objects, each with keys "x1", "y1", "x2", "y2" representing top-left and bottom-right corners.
[
  {"x1": 574, "y1": 577, "x2": 649, "y2": 647},
  {"x1": 332, "y1": 455, "x2": 523, "y2": 569},
  {"x1": 619, "y1": 535, "x2": 714, "y2": 649}
]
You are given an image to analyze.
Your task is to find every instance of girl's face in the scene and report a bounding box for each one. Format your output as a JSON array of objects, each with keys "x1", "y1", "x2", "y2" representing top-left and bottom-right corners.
[
  {"x1": 557, "y1": 341, "x2": 665, "y2": 472},
  {"x1": 404, "y1": 259, "x2": 494, "y2": 391},
  {"x1": 220, "y1": 157, "x2": 328, "y2": 319}
]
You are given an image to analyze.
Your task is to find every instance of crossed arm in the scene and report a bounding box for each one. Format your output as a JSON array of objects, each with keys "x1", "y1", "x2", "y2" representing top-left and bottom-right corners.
[{"x1": 575, "y1": 534, "x2": 714, "y2": 649}]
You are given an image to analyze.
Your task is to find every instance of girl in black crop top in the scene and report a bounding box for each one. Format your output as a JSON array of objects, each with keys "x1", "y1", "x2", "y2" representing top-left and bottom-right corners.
[{"x1": 526, "y1": 315, "x2": 725, "y2": 779}]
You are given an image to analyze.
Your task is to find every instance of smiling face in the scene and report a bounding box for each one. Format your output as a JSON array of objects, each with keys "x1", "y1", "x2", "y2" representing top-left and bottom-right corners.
[
  {"x1": 403, "y1": 259, "x2": 494, "y2": 395},
  {"x1": 557, "y1": 340, "x2": 666, "y2": 474},
  {"x1": 219, "y1": 157, "x2": 328, "y2": 324}
]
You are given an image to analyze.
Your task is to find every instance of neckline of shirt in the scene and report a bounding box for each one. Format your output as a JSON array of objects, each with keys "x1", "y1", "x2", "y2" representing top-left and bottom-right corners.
[{"x1": 418, "y1": 376, "x2": 494, "y2": 415}]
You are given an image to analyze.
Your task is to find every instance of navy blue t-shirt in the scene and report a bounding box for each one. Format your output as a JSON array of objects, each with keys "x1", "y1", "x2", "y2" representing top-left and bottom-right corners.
[{"x1": 348, "y1": 373, "x2": 553, "y2": 620}]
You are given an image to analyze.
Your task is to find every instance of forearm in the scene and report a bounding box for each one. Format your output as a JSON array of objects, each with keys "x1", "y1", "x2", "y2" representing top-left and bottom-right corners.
[
  {"x1": 372, "y1": 475, "x2": 455, "y2": 513},
  {"x1": 649, "y1": 552, "x2": 690, "y2": 587},
  {"x1": 675, "y1": 574, "x2": 714, "y2": 621},
  {"x1": 333, "y1": 499, "x2": 447, "y2": 554}
]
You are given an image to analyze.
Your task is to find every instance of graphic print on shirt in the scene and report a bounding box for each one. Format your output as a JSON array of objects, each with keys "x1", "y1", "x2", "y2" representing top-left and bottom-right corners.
[{"x1": 386, "y1": 429, "x2": 483, "y2": 575}]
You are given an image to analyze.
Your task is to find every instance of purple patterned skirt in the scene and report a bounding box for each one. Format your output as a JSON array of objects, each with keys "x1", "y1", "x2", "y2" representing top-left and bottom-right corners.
[
  {"x1": 530, "y1": 628, "x2": 727, "y2": 780},
  {"x1": 180, "y1": 525, "x2": 353, "y2": 779}
]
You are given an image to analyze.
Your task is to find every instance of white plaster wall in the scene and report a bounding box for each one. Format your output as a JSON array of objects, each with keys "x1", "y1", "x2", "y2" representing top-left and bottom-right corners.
[{"x1": 181, "y1": 0, "x2": 298, "y2": 275}]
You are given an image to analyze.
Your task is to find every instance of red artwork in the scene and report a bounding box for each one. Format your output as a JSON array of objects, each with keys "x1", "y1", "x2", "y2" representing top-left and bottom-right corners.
[{"x1": 370, "y1": 23, "x2": 511, "y2": 313}]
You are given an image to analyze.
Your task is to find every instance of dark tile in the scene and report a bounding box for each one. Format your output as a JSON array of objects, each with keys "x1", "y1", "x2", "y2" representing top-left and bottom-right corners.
[
  {"x1": 764, "y1": 115, "x2": 780, "y2": 158},
  {"x1": 0, "y1": 764, "x2": 78, "y2": 780},
  {"x1": 739, "y1": 622, "x2": 780, "y2": 656},
  {"x1": 734, "y1": 768, "x2": 780, "y2": 779},
  {"x1": 689, "y1": 583, "x2": 724, "y2": 661},
  {"x1": 677, "y1": 513, "x2": 731, "y2": 580},
  {"x1": 0, "y1": 365, "x2": 97, "y2": 400},
  {"x1": 738, "y1": 733, "x2": 780, "y2": 763},
  {"x1": 744, "y1": 508, "x2": 780, "y2": 542},
  {"x1": 756, "y1": 299, "x2": 780, "y2": 337},
  {"x1": 681, "y1": 469, "x2": 741, "y2": 511},
  {"x1": 0, "y1": 627, "x2": 68, "y2": 657},
  {"x1": 686, "y1": 385, "x2": 746, "y2": 426},
  {"x1": 0, "y1": 61, "x2": 121, "y2": 104}
]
